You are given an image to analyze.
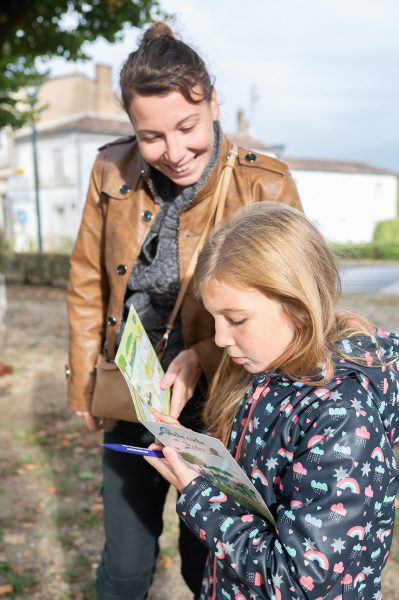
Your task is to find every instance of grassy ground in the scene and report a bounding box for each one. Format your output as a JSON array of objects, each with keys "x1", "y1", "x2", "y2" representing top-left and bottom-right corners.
[{"x1": 0, "y1": 285, "x2": 398, "y2": 599}]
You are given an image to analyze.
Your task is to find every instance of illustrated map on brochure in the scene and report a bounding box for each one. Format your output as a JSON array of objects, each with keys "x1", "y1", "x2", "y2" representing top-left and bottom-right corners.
[
  {"x1": 115, "y1": 305, "x2": 275, "y2": 525},
  {"x1": 143, "y1": 421, "x2": 275, "y2": 525},
  {"x1": 114, "y1": 304, "x2": 170, "y2": 422}
]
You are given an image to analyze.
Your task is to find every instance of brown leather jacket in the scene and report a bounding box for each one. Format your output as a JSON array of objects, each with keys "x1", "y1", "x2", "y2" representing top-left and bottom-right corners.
[{"x1": 67, "y1": 134, "x2": 302, "y2": 412}]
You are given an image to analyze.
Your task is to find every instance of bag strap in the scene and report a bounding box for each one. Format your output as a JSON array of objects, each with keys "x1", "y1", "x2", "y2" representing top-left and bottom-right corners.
[{"x1": 155, "y1": 144, "x2": 238, "y2": 356}]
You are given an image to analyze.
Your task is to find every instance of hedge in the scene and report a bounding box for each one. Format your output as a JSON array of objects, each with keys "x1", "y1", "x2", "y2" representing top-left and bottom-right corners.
[
  {"x1": 331, "y1": 242, "x2": 399, "y2": 261},
  {"x1": 374, "y1": 217, "x2": 399, "y2": 245},
  {"x1": 1, "y1": 243, "x2": 399, "y2": 288},
  {"x1": 0, "y1": 253, "x2": 70, "y2": 286}
]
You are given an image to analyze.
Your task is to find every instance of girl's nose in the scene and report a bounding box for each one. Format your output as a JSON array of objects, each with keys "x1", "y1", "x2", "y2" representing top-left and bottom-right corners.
[{"x1": 214, "y1": 323, "x2": 234, "y2": 348}]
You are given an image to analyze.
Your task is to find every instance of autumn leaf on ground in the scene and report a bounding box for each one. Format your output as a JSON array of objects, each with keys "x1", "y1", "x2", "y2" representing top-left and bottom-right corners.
[
  {"x1": 0, "y1": 584, "x2": 13, "y2": 595},
  {"x1": 158, "y1": 555, "x2": 173, "y2": 570}
]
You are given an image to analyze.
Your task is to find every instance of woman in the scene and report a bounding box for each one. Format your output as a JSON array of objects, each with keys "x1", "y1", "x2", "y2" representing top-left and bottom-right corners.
[
  {"x1": 67, "y1": 23, "x2": 301, "y2": 600},
  {"x1": 146, "y1": 202, "x2": 399, "y2": 599}
]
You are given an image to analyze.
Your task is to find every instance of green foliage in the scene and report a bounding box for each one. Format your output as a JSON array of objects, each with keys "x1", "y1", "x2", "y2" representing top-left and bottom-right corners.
[
  {"x1": 0, "y1": 561, "x2": 37, "y2": 594},
  {"x1": 373, "y1": 217, "x2": 399, "y2": 245},
  {"x1": 80, "y1": 510, "x2": 102, "y2": 528},
  {"x1": 331, "y1": 242, "x2": 399, "y2": 261},
  {"x1": 0, "y1": 229, "x2": 12, "y2": 254},
  {"x1": 331, "y1": 242, "x2": 375, "y2": 260},
  {"x1": 0, "y1": 0, "x2": 165, "y2": 129},
  {"x1": 0, "y1": 252, "x2": 70, "y2": 285},
  {"x1": 50, "y1": 236, "x2": 75, "y2": 253},
  {"x1": 373, "y1": 244, "x2": 399, "y2": 261}
]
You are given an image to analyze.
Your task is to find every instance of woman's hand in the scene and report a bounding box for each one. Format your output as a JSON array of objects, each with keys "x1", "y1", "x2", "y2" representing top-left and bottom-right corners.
[
  {"x1": 144, "y1": 445, "x2": 198, "y2": 492},
  {"x1": 161, "y1": 349, "x2": 202, "y2": 419},
  {"x1": 152, "y1": 409, "x2": 183, "y2": 428},
  {"x1": 76, "y1": 411, "x2": 103, "y2": 432}
]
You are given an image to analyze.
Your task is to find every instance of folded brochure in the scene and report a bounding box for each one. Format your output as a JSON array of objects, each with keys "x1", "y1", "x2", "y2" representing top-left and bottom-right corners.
[
  {"x1": 115, "y1": 305, "x2": 170, "y2": 422},
  {"x1": 115, "y1": 304, "x2": 274, "y2": 525}
]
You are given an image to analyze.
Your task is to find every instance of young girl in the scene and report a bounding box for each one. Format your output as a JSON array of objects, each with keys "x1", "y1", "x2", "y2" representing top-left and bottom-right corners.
[{"x1": 146, "y1": 202, "x2": 399, "y2": 600}]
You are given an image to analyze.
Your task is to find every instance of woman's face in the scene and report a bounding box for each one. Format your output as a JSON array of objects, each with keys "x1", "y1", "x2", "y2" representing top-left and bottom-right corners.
[
  {"x1": 130, "y1": 88, "x2": 219, "y2": 188},
  {"x1": 201, "y1": 279, "x2": 294, "y2": 374}
]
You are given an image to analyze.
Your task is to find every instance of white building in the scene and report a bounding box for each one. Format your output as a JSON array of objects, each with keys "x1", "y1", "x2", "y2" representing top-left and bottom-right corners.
[
  {"x1": 228, "y1": 113, "x2": 398, "y2": 243},
  {"x1": 11, "y1": 113, "x2": 132, "y2": 251},
  {"x1": 0, "y1": 128, "x2": 15, "y2": 234},
  {"x1": 285, "y1": 158, "x2": 398, "y2": 244},
  {"x1": 2, "y1": 65, "x2": 133, "y2": 251}
]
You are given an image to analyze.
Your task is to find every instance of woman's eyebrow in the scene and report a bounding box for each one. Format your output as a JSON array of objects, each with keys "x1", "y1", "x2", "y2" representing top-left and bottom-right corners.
[
  {"x1": 176, "y1": 114, "x2": 200, "y2": 126},
  {"x1": 137, "y1": 114, "x2": 200, "y2": 135}
]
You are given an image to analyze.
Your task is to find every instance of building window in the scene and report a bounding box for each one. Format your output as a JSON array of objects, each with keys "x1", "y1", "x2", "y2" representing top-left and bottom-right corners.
[
  {"x1": 373, "y1": 182, "x2": 382, "y2": 199},
  {"x1": 0, "y1": 129, "x2": 7, "y2": 167},
  {"x1": 53, "y1": 147, "x2": 65, "y2": 182}
]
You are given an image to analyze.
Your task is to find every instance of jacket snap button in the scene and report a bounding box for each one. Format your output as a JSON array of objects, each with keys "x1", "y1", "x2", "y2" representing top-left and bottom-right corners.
[
  {"x1": 107, "y1": 316, "x2": 117, "y2": 326},
  {"x1": 116, "y1": 264, "x2": 128, "y2": 275},
  {"x1": 141, "y1": 210, "x2": 153, "y2": 222},
  {"x1": 245, "y1": 152, "x2": 257, "y2": 163},
  {"x1": 119, "y1": 184, "x2": 131, "y2": 194}
]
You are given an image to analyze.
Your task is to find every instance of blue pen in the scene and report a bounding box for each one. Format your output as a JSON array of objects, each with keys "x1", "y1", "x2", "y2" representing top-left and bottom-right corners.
[{"x1": 103, "y1": 443, "x2": 164, "y2": 458}]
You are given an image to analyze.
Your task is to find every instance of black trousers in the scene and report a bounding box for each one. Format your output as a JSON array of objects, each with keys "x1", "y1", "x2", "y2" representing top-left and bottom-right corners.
[{"x1": 96, "y1": 420, "x2": 208, "y2": 599}]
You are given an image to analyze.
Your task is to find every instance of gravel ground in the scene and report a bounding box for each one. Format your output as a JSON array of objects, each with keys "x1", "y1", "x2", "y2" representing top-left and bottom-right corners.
[{"x1": 0, "y1": 285, "x2": 398, "y2": 599}]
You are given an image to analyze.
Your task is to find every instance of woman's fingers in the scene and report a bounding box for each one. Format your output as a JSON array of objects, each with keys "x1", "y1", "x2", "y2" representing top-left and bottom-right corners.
[
  {"x1": 76, "y1": 411, "x2": 103, "y2": 432},
  {"x1": 151, "y1": 408, "x2": 183, "y2": 427},
  {"x1": 160, "y1": 349, "x2": 203, "y2": 419}
]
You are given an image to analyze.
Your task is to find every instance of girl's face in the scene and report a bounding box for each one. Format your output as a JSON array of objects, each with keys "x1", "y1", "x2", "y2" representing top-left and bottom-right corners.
[
  {"x1": 130, "y1": 88, "x2": 219, "y2": 188},
  {"x1": 201, "y1": 280, "x2": 294, "y2": 374}
]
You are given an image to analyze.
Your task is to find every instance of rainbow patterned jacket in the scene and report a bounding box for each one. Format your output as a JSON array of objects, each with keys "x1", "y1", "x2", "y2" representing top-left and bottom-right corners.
[{"x1": 177, "y1": 333, "x2": 399, "y2": 599}]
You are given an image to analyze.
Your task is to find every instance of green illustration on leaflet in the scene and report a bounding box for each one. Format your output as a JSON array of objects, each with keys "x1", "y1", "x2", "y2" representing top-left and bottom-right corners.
[{"x1": 115, "y1": 305, "x2": 170, "y2": 422}]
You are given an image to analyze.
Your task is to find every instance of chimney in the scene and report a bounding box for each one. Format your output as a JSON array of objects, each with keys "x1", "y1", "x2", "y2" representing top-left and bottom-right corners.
[
  {"x1": 237, "y1": 109, "x2": 249, "y2": 135},
  {"x1": 95, "y1": 64, "x2": 113, "y2": 114}
]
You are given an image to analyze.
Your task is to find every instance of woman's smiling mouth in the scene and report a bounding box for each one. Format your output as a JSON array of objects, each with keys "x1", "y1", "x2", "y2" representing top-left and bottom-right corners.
[{"x1": 165, "y1": 156, "x2": 197, "y2": 174}]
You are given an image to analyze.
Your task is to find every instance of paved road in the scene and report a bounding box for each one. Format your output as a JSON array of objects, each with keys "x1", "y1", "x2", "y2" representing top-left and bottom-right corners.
[{"x1": 339, "y1": 263, "x2": 399, "y2": 293}]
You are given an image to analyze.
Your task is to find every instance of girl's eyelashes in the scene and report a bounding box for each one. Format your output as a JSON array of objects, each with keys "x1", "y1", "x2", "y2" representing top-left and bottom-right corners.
[{"x1": 227, "y1": 317, "x2": 246, "y2": 326}]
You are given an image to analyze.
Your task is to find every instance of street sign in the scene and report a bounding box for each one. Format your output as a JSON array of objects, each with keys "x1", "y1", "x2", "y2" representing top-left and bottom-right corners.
[
  {"x1": 17, "y1": 209, "x2": 28, "y2": 224},
  {"x1": 6, "y1": 174, "x2": 30, "y2": 205}
]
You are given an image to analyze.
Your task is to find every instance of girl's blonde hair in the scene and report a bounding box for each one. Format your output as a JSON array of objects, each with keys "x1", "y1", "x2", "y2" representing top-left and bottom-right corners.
[{"x1": 194, "y1": 201, "x2": 372, "y2": 444}]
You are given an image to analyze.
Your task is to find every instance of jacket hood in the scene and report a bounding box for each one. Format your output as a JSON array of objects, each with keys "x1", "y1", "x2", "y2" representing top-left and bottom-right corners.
[{"x1": 335, "y1": 332, "x2": 399, "y2": 447}]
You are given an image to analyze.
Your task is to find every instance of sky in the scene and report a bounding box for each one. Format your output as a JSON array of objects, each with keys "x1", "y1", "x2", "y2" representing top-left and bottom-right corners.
[{"x1": 47, "y1": 0, "x2": 399, "y2": 172}]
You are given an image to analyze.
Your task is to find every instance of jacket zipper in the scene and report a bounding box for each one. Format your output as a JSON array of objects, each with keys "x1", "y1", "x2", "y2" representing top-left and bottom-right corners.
[{"x1": 211, "y1": 379, "x2": 269, "y2": 599}]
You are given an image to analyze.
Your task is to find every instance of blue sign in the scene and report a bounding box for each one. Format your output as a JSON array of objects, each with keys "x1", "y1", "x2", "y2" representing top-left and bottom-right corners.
[{"x1": 17, "y1": 210, "x2": 27, "y2": 224}]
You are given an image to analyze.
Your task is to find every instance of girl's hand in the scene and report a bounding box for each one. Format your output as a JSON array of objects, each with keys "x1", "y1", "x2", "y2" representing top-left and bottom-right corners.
[
  {"x1": 144, "y1": 445, "x2": 198, "y2": 492},
  {"x1": 161, "y1": 349, "x2": 202, "y2": 419}
]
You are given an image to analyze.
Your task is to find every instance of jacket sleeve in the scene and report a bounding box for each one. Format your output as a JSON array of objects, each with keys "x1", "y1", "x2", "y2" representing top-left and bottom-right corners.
[
  {"x1": 275, "y1": 170, "x2": 302, "y2": 210},
  {"x1": 248, "y1": 157, "x2": 302, "y2": 211},
  {"x1": 66, "y1": 154, "x2": 109, "y2": 412},
  {"x1": 177, "y1": 379, "x2": 394, "y2": 598}
]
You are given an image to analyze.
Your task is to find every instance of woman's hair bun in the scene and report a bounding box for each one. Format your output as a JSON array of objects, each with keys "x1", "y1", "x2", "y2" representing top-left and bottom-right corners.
[
  {"x1": 120, "y1": 19, "x2": 213, "y2": 109},
  {"x1": 141, "y1": 22, "x2": 175, "y2": 45}
]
